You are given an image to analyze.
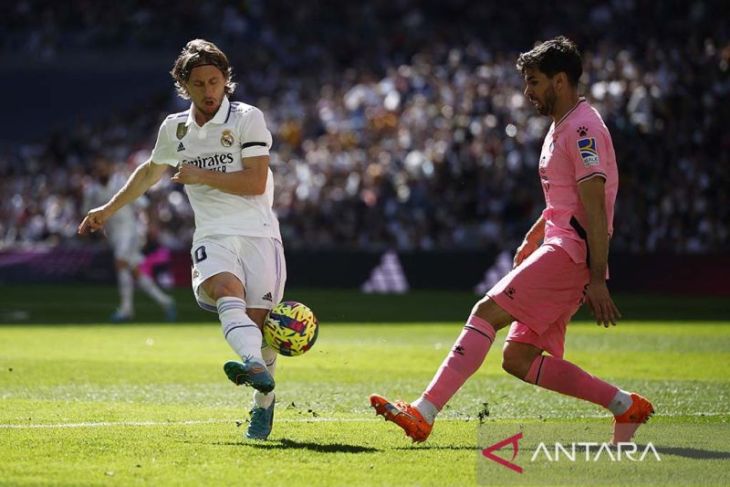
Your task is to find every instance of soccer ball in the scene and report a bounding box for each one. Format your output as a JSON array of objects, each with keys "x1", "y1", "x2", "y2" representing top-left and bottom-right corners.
[{"x1": 263, "y1": 301, "x2": 319, "y2": 356}]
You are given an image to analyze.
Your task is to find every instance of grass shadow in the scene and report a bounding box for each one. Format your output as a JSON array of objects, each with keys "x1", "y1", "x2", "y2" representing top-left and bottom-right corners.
[
  {"x1": 216, "y1": 438, "x2": 380, "y2": 453},
  {"x1": 391, "y1": 445, "x2": 475, "y2": 451},
  {"x1": 649, "y1": 445, "x2": 730, "y2": 460}
]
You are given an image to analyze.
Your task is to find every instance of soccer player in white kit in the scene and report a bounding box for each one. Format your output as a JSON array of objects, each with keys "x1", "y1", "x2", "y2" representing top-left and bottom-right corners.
[
  {"x1": 78, "y1": 39, "x2": 286, "y2": 440},
  {"x1": 83, "y1": 157, "x2": 176, "y2": 322}
]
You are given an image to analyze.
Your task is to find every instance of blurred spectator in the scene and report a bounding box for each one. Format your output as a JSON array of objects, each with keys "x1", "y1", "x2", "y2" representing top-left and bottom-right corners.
[{"x1": 1, "y1": 1, "x2": 728, "y2": 254}]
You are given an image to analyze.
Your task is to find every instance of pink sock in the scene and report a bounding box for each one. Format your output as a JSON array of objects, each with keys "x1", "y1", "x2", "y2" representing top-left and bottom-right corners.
[
  {"x1": 524, "y1": 355, "x2": 618, "y2": 408},
  {"x1": 421, "y1": 315, "x2": 496, "y2": 410}
]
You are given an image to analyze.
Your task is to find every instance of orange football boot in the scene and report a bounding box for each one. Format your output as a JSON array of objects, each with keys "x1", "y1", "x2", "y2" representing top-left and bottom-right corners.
[
  {"x1": 611, "y1": 393, "x2": 655, "y2": 444},
  {"x1": 370, "y1": 394, "x2": 433, "y2": 442}
]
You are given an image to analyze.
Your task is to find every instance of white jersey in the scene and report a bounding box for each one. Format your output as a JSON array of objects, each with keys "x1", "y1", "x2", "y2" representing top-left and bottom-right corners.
[
  {"x1": 150, "y1": 97, "x2": 281, "y2": 242},
  {"x1": 84, "y1": 171, "x2": 138, "y2": 241}
]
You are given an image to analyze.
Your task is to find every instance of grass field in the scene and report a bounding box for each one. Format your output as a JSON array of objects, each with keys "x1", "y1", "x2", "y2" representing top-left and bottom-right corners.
[{"x1": 1, "y1": 287, "x2": 729, "y2": 486}]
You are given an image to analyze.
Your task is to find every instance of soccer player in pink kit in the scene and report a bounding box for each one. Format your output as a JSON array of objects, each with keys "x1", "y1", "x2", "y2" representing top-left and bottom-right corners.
[{"x1": 371, "y1": 37, "x2": 654, "y2": 444}]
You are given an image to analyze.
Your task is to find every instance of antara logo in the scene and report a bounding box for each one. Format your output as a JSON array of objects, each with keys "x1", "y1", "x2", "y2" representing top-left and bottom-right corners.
[
  {"x1": 481, "y1": 433, "x2": 661, "y2": 474},
  {"x1": 531, "y1": 442, "x2": 661, "y2": 463},
  {"x1": 482, "y1": 433, "x2": 523, "y2": 473}
]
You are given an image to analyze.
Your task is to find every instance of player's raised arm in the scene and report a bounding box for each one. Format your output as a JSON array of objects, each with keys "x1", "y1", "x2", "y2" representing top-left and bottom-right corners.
[
  {"x1": 78, "y1": 160, "x2": 168, "y2": 234},
  {"x1": 578, "y1": 177, "x2": 621, "y2": 327}
]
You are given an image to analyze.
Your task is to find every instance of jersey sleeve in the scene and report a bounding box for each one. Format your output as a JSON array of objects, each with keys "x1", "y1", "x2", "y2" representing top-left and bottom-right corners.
[
  {"x1": 239, "y1": 108, "x2": 273, "y2": 158},
  {"x1": 150, "y1": 121, "x2": 179, "y2": 166},
  {"x1": 567, "y1": 125, "x2": 611, "y2": 183}
]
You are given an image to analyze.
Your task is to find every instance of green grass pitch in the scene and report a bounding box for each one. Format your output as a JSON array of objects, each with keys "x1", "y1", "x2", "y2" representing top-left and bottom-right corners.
[{"x1": 0, "y1": 287, "x2": 729, "y2": 486}]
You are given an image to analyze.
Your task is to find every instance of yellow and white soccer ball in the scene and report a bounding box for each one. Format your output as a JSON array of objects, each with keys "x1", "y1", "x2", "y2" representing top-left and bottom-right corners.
[{"x1": 263, "y1": 301, "x2": 319, "y2": 356}]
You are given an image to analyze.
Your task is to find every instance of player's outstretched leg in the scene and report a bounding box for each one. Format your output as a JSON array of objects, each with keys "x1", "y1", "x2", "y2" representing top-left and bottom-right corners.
[
  {"x1": 370, "y1": 394, "x2": 433, "y2": 443},
  {"x1": 513, "y1": 349, "x2": 654, "y2": 443},
  {"x1": 370, "y1": 313, "x2": 499, "y2": 442}
]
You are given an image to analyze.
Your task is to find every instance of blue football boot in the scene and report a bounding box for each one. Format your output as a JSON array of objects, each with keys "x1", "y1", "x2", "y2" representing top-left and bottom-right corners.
[
  {"x1": 246, "y1": 396, "x2": 275, "y2": 440},
  {"x1": 223, "y1": 359, "x2": 275, "y2": 393}
]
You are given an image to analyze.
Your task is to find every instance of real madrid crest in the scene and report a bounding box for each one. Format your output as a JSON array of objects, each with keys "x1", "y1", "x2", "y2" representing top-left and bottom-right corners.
[
  {"x1": 220, "y1": 129, "x2": 234, "y2": 148},
  {"x1": 176, "y1": 122, "x2": 188, "y2": 140}
]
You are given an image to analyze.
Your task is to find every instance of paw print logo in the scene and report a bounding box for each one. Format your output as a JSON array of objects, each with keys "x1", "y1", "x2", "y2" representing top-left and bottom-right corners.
[{"x1": 577, "y1": 126, "x2": 588, "y2": 137}]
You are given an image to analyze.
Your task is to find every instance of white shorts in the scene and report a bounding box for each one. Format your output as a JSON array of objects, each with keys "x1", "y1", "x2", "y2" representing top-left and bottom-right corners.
[
  {"x1": 108, "y1": 230, "x2": 144, "y2": 266},
  {"x1": 190, "y1": 235, "x2": 286, "y2": 313}
]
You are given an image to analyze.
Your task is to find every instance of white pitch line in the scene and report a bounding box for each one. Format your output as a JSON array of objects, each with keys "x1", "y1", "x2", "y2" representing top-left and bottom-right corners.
[
  {"x1": 0, "y1": 419, "x2": 229, "y2": 429},
  {"x1": 0, "y1": 411, "x2": 726, "y2": 430},
  {"x1": 0, "y1": 418, "x2": 378, "y2": 429}
]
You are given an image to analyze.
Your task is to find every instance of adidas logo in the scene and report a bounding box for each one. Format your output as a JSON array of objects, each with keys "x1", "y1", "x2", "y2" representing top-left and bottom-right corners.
[
  {"x1": 262, "y1": 292, "x2": 273, "y2": 302},
  {"x1": 361, "y1": 250, "x2": 409, "y2": 294},
  {"x1": 177, "y1": 142, "x2": 185, "y2": 152}
]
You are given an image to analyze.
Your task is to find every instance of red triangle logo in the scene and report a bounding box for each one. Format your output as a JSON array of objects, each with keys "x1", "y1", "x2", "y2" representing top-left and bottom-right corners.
[{"x1": 481, "y1": 432, "x2": 523, "y2": 473}]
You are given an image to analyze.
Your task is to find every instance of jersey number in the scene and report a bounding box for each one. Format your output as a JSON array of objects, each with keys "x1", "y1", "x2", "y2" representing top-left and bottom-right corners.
[{"x1": 194, "y1": 246, "x2": 207, "y2": 263}]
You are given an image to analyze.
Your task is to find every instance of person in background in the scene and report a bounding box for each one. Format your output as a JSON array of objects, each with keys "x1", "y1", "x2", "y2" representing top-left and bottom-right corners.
[{"x1": 82, "y1": 156, "x2": 176, "y2": 322}]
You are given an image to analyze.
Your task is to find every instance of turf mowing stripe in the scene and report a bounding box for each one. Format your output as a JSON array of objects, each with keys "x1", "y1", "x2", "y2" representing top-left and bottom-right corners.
[{"x1": 0, "y1": 411, "x2": 726, "y2": 429}]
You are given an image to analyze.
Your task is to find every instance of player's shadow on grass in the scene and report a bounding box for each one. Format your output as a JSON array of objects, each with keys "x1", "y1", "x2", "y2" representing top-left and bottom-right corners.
[
  {"x1": 392, "y1": 445, "x2": 475, "y2": 451},
  {"x1": 648, "y1": 445, "x2": 730, "y2": 460},
  {"x1": 220, "y1": 438, "x2": 380, "y2": 453}
]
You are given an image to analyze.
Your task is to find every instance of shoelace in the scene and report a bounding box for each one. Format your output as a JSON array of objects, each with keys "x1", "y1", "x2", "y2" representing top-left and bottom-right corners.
[{"x1": 392, "y1": 401, "x2": 419, "y2": 421}]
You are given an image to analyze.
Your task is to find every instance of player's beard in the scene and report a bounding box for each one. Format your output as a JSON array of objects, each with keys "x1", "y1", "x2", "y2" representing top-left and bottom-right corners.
[
  {"x1": 197, "y1": 96, "x2": 222, "y2": 118},
  {"x1": 539, "y1": 86, "x2": 557, "y2": 117}
]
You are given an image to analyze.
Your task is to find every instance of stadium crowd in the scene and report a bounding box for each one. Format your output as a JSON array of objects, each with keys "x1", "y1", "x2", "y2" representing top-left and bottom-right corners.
[{"x1": 1, "y1": 1, "x2": 728, "y2": 253}]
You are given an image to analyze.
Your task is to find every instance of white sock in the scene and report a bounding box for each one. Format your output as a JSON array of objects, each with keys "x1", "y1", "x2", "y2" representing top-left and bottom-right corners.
[
  {"x1": 412, "y1": 396, "x2": 439, "y2": 425},
  {"x1": 216, "y1": 297, "x2": 264, "y2": 363},
  {"x1": 137, "y1": 273, "x2": 173, "y2": 307},
  {"x1": 118, "y1": 268, "x2": 134, "y2": 316},
  {"x1": 607, "y1": 389, "x2": 633, "y2": 415},
  {"x1": 253, "y1": 345, "x2": 277, "y2": 408}
]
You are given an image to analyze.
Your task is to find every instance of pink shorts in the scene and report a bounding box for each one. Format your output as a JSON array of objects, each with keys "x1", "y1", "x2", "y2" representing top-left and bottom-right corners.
[{"x1": 488, "y1": 244, "x2": 589, "y2": 358}]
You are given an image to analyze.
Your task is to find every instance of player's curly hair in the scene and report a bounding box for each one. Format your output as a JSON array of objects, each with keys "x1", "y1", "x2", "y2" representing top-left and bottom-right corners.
[
  {"x1": 170, "y1": 39, "x2": 236, "y2": 99},
  {"x1": 516, "y1": 36, "x2": 583, "y2": 86}
]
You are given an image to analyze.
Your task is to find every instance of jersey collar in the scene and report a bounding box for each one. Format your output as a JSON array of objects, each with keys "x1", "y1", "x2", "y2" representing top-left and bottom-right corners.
[
  {"x1": 186, "y1": 96, "x2": 232, "y2": 127},
  {"x1": 555, "y1": 97, "x2": 586, "y2": 130}
]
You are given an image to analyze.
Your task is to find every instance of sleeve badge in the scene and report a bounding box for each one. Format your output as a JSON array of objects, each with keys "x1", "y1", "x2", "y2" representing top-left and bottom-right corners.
[
  {"x1": 577, "y1": 137, "x2": 599, "y2": 166},
  {"x1": 176, "y1": 123, "x2": 188, "y2": 140}
]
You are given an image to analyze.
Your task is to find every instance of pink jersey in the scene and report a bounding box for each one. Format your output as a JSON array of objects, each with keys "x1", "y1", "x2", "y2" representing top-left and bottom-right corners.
[{"x1": 538, "y1": 98, "x2": 618, "y2": 264}]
